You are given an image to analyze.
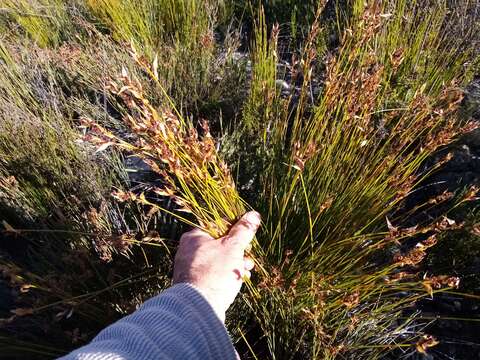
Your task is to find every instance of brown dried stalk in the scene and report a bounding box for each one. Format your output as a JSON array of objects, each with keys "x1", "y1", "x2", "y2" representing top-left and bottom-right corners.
[{"x1": 81, "y1": 69, "x2": 247, "y2": 237}]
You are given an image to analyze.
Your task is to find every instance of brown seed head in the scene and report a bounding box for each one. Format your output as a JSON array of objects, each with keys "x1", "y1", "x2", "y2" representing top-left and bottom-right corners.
[{"x1": 416, "y1": 335, "x2": 439, "y2": 354}]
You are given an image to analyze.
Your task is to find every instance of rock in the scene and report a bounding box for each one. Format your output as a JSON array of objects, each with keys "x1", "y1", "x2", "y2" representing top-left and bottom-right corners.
[{"x1": 462, "y1": 128, "x2": 480, "y2": 148}]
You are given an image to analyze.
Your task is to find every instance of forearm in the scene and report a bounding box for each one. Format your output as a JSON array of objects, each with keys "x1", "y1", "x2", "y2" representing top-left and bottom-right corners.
[{"x1": 60, "y1": 284, "x2": 237, "y2": 360}]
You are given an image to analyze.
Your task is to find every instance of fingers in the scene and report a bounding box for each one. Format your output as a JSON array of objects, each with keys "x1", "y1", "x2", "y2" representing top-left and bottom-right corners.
[
  {"x1": 244, "y1": 257, "x2": 255, "y2": 271},
  {"x1": 223, "y1": 211, "x2": 261, "y2": 250},
  {"x1": 243, "y1": 256, "x2": 254, "y2": 280},
  {"x1": 233, "y1": 267, "x2": 252, "y2": 281},
  {"x1": 180, "y1": 227, "x2": 213, "y2": 243},
  {"x1": 232, "y1": 257, "x2": 255, "y2": 281}
]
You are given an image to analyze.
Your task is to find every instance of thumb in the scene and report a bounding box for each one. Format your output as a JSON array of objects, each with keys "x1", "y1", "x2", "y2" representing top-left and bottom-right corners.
[{"x1": 224, "y1": 211, "x2": 261, "y2": 250}]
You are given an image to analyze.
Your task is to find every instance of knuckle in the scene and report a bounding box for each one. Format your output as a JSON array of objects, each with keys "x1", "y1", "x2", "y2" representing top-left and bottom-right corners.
[{"x1": 221, "y1": 235, "x2": 233, "y2": 245}]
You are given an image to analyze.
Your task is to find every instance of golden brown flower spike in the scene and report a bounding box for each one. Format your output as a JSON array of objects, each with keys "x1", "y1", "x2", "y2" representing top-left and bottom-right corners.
[{"x1": 83, "y1": 67, "x2": 247, "y2": 239}]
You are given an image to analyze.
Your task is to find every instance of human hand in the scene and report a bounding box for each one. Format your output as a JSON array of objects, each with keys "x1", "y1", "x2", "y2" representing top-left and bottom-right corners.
[{"x1": 173, "y1": 211, "x2": 261, "y2": 322}]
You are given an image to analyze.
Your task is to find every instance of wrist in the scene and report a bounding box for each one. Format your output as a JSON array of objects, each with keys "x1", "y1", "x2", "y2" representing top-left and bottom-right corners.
[{"x1": 181, "y1": 282, "x2": 227, "y2": 322}]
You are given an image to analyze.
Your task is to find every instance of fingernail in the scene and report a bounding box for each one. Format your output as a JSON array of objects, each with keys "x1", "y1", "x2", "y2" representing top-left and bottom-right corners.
[
  {"x1": 244, "y1": 211, "x2": 261, "y2": 227},
  {"x1": 243, "y1": 270, "x2": 251, "y2": 280}
]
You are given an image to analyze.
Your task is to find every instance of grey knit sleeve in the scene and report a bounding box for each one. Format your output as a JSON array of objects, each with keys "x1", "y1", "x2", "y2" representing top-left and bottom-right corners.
[{"x1": 59, "y1": 283, "x2": 238, "y2": 360}]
